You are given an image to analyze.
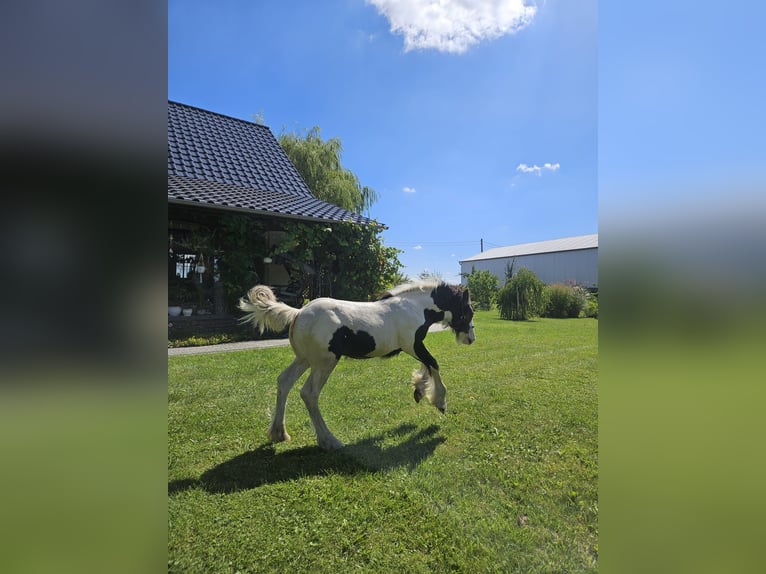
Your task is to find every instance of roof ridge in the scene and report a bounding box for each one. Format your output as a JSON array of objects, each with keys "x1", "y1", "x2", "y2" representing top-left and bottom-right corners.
[
  {"x1": 460, "y1": 234, "x2": 597, "y2": 262},
  {"x1": 168, "y1": 100, "x2": 272, "y2": 132},
  {"x1": 508, "y1": 233, "x2": 597, "y2": 245}
]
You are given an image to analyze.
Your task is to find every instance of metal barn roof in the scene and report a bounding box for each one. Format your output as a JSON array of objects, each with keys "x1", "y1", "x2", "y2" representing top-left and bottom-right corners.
[{"x1": 460, "y1": 234, "x2": 598, "y2": 263}]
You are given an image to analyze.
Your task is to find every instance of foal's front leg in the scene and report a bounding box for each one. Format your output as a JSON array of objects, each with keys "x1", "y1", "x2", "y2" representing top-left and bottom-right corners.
[
  {"x1": 428, "y1": 368, "x2": 447, "y2": 413},
  {"x1": 411, "y1": 340, "x2": 448, "y2": 413},
  {"x1": 300, "y1": 360, "x2": 343, "y2": 451},
  {"x1": 268, "y1": 357, "x2": 308, "y2": 443},
  {"x1": 412, "y1": 363, "x2": 447, "y2": 413}
]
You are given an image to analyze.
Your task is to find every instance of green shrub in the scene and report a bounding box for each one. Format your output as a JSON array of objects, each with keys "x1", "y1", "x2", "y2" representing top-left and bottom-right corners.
[
  {"x1": 584, "y1": 290, "x2": 598, "y2": 318},
  {"x1": 497, "y1": 268, "x2": 547, "y2": 321},
  {"x1": 544, "y1": 284, "x2": 579, "y2": 318},
  {"x1": 168, "y1": 332, "x2": 251, "y2": 348},
  {"x1": 571, "y1": 285, "x2": 596, "y2": 318},
  {"x1": 543, "y1": 283, "x2": 595, "y2": 318},
  {"x1": 463, "y1": 268, "x2": 499, "y2": 310}
]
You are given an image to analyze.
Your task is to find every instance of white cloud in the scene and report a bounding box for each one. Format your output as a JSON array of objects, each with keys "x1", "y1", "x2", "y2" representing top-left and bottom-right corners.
[
  {"x1": 367, "y1": 0, "x2": 537, "y2": 54},
  {"x1": 516, "y1": 162, "x2": 560, "y2": 176},
  {"x1": 413, "y1": 245, "x2": 423, "y2": 250},
  {"x1": 403, "y1": 186, "x2": 416, "y2": 193}
]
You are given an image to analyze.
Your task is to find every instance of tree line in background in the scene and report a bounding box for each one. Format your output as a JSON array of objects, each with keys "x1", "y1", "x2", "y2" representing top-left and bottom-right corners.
[{"x1": 463, "y1": 264, "x2": 598, "y2": 321}]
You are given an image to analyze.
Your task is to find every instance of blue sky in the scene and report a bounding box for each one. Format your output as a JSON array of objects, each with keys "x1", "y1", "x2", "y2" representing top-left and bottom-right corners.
[
  {"x1": 599, "y1": 1, "x2": 766, "y2": 218},
  {"x1": 169, "y1": 0, "x2": 597, "y2": 283}
]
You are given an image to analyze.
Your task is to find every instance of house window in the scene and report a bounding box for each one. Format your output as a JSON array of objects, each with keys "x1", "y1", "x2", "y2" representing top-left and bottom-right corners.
[{"x1": 174, "y1": 253, "x2": 196, "y2": 279}]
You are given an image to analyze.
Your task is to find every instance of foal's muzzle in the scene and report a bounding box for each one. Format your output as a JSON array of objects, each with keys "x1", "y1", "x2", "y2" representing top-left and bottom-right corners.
[{"x1": 457, "y1": 327, "x2": 475, "y2": 345}]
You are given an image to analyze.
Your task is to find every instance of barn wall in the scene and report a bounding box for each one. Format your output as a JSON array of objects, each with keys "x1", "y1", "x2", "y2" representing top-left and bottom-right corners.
[{"x1": 461, "y1": 248, "x2": 598, "y2": 288}]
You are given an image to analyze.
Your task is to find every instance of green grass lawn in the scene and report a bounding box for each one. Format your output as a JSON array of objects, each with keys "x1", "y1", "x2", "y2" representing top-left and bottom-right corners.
[{"x1": 169, "y1": 312, "x2": 598, "y2": 573}]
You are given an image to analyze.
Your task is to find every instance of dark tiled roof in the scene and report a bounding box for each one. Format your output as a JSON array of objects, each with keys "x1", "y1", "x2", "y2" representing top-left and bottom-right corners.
[
  {"x1": 168, "y1": 174, "x2": 370, "y2": 223},
  {"x1": 168, "y1": 101, "x2": 378, "y2": 226}
]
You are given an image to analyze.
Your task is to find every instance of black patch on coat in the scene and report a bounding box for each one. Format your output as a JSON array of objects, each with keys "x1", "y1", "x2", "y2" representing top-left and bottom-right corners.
[
  {"x1": 328, "y1": 326, "x2": 376, "y2": 360},
  {"x1": 413, "y1": 308, "x2": 443, "y2": 372},
  {"x1": 383, "y1": 349, "x2": 402, "y2": 358},
  {"x1": 423, "y1": 307, "x2": 445, "y2": 326}
]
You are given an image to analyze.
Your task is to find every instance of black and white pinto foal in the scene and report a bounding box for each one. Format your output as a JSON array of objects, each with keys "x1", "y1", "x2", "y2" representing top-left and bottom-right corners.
[{"x1": 238, "y1": 281, "x2": 475, "y2": 451}]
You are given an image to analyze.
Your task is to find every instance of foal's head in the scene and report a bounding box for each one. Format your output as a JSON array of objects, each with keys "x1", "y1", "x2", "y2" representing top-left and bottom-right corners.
[{"x1": 432, "y1": 283, "x2": 476, "y2": 345}]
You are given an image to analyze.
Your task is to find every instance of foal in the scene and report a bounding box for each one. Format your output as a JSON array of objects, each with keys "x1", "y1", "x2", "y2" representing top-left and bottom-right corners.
[{"x1": 239, "y1": 281, "x2": 475, "y2": 450}]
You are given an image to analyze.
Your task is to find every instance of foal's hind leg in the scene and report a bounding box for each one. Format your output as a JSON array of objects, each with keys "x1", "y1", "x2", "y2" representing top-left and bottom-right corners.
[
  {"x1": 300, "y1": 360, "x2": 343, "y2": 451},
  {"x1": 268, "y1": 357, "x2": 308, "y2": 443}
]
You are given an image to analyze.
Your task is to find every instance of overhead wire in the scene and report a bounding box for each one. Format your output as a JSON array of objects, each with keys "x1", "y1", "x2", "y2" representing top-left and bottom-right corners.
[{"x1": 387, "y1": 238, "x2": 506, "y2": 249}]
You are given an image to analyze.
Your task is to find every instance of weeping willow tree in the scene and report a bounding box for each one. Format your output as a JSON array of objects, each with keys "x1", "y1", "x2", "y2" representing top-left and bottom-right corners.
[
  {"x1": 278, "y1": 127, "x2": 378, "y2": 215},
  {"x1": 274, "y1": 124, "x2": 402, "y2": 299},
  {"x1": 497, "y1": 267, "x2": 548, "y2": 321}
]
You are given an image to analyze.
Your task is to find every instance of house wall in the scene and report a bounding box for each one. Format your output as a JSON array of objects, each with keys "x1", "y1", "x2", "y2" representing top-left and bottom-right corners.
[{"x1": 461, "y1": 248, "x2": 598, "y2": 288}]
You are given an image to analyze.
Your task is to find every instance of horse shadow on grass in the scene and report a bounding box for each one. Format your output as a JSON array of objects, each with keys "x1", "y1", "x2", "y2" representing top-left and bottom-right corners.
[{"x1": 169, "y1": 423, "x2": 444, "y2": 494}]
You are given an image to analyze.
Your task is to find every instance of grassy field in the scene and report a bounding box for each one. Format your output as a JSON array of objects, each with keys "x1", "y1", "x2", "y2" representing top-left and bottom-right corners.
[{"x1": 169, "y1": 312, "x2": 598, "y2": 573}]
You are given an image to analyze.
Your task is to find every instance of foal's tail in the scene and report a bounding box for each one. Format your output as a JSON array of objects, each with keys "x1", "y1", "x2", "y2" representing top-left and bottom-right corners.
[{"x1": 238, "y1": 285, "x2": 300, "y2": 335}]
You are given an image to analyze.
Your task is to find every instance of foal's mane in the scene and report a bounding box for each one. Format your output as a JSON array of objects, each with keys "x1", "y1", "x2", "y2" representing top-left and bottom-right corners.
[{"x1": 378, "y1": 280, "x2": 444, "y2": 300}]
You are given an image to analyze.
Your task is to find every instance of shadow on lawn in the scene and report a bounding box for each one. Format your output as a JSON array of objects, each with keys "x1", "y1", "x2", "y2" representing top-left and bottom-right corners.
[{"x1": 169, "y1": 423, "x2": 444, "y2": 494}]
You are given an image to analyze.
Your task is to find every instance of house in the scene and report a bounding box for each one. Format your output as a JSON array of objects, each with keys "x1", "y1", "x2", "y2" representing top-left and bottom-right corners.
[
  {"x1": 168, "y1": 100, "x2": 380, "y2": 336},
  {"x1": 460, "y1": 234, "x2": 598, "y2": 289}
]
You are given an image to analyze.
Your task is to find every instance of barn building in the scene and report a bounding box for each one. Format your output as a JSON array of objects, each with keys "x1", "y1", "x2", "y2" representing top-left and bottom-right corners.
[{"x1": 460, "y1": 234, "x2": 598, "y2": 290}]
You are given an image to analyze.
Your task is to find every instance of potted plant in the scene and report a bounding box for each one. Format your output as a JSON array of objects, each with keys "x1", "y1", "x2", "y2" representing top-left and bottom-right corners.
[
  {"x1": 169, "y1": 279, "x2": 197, "y2": 316},
  {"x1": 168, "y1": 280, "x2": 183, "y2": 317},
  {"x1": 179, "y1": 280, "x2": 197, "y2": 316}
]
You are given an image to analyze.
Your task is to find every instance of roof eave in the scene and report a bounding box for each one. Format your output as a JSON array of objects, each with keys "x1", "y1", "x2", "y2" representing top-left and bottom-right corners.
[{"x1": 168, "y1": 198, "x2": 386, "y2": 228}]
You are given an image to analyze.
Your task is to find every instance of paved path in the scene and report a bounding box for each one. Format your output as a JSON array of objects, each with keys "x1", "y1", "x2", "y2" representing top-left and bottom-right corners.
[
  {"x1": 168, "y1": 338, "x2": 290, "y2": 356},
  {"x1": 168, "y1": 324, "x2": 448, "y2": 357}
]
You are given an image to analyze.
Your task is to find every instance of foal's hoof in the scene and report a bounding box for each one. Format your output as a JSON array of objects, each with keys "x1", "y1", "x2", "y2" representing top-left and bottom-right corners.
[
  {"x1": 318, "y1": 437, "x2": 345, "y2": 451},
  {"x1": 413, "y1": 389, "x2": 423, "y2": 403},
  {"x1": 267, "y1": 429, "x2": 291, "y2": 443}
]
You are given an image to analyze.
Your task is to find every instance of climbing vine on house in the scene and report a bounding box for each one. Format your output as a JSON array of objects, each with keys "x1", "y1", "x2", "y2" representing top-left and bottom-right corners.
[
  {"x1": 216, "y1": 214, "x2": 268, "y2": 311},
  {"x1": 189, "y1": 214, "x2": 401, "y2": 311},
  {"x1": 271, "y1": 221, "x2": 402, "y2": 301}
]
